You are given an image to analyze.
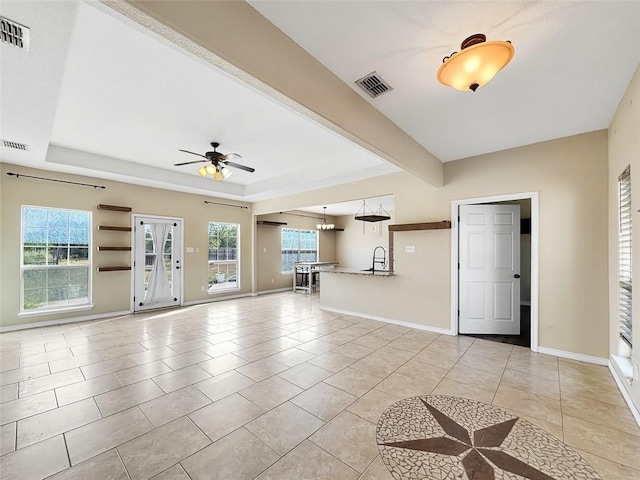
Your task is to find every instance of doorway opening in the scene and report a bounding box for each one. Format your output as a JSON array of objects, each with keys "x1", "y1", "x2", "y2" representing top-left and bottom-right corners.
[{"x1": 451, "y1": 193, "x2": 539, "y2": 352}]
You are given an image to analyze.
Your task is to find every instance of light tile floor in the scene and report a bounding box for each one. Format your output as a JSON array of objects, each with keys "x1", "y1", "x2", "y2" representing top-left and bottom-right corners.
[{"x1": 0, "y1": 292, "x2": 639, "y2": 480}]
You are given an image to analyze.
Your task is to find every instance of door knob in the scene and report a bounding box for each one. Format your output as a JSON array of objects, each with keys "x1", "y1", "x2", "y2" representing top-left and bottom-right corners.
[{"x1": 514, "y1": 274, "x2": 521, "y2": 278}]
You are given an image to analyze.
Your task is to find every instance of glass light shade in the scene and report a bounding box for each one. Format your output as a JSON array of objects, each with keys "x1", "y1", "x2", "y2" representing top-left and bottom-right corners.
[
  {"x1": 213, "y1": 170, "x2": 223, "y2": 181},
  {"x1": 316, "y1": 223, "x2": 322, "y2": 230},
  {"x1": 205, "y1": 164, "x2": 216, "y2": 175},
  {"x1": 221, "y1": 166, "x2": 233, "y2": 179},
  {"x1": 197, "y1": 167, "x2": 207, "y2": 177},
  {"x1": 437, "y1": 40, "x2": 514, "y2": 92}
]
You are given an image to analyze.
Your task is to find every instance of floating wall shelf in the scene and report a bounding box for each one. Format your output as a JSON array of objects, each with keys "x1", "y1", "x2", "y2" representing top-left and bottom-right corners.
[
  {"x1": 96, "y1": 266, "x2": 131, "y2": 272},
  {"x1": 97, "y1": 204, "x2": 132, "y2": 212},
  {"x1": 256, "y1": 220, "x2": 288, "y2": 226},
  {"x1": 97, "y1": 246, "x2": 131, "y2": 251},
  {"x1": 98, "y1": 226, "x2": 132, "y2": 232}
]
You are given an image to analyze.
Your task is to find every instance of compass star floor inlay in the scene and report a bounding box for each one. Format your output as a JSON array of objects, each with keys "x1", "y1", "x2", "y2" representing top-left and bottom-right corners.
[{"x1": 376, "y1": 395, "x2": 602, "y2": 480}]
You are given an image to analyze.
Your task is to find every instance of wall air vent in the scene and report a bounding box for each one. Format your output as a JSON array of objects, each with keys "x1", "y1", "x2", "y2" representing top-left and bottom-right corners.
[
  {"x1": 1, "y1": 16, "x2": 29, "y2": 51},
  {"x1": 1, "y1": 139, "x2": 29, "y2": 151},
  {"x1": 355, "y1": 71, "x2": 393, "y2": 98}
]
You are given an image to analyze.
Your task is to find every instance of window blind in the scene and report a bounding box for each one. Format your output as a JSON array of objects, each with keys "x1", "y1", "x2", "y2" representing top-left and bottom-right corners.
[{"x1": 619, "y1": 166, "x2": 632, "y2": 347}]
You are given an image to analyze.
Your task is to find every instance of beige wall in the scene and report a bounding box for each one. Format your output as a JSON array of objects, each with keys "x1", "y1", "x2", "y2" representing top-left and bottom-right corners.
[
  {"x1": 255, "y1": 211, "x2": 336, "y2": 292},
  {"x1": 254, "y1": 130, "x2": 610, "y2": 358},
  {"x1": 0, "y1": 163, "x2": 253, "y2": 328},
  {"x1": 335, "y1": 213, "x2": 393, "y2": 271},
  {"x1": 608, "y1": 65, "x2": 640, "y2": 411}
]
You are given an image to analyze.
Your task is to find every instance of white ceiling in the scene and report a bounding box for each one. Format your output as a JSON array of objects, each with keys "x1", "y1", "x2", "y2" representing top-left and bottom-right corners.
[
  {"x1": 0, "y1": 1, "x2": 398, "y2": 202},
  {"x1": 250, "y1": 1, "x2": 640, "y2": 162},
  {"x1": 2, "y1": 1, "x2": 639, "y2": 204}
]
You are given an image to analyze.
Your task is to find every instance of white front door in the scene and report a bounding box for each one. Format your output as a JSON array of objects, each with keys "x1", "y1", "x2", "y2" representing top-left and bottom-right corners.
[
  {"x1": 133, "y1": 216, "x2": 183, "y2": 312},
  {"x1": 459, "y1": 204, "x2": 521, "y2": 334}
]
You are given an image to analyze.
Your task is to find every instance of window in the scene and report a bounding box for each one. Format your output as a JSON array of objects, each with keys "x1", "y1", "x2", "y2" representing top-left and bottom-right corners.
[
  {"x1": 619, "y1": 167, "x2": 633, "y2": 348},
  {"x1": 281, "y1": 228, "x2": 318, "y2": 273},
  {"x1": 208, "y1": 222, "x2": 239, "y2": 292},
  {"x1": 21, "y1": 206, "x2": 91, "y2": 313}
]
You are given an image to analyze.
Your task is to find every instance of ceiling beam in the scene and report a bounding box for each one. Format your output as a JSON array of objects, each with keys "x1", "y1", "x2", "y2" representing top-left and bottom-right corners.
[{"x1": 104, "y1": 0, "x2": 443, "y2": 187}]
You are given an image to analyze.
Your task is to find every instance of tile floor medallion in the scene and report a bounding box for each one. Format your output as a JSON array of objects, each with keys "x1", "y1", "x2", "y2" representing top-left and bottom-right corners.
[{"x1": 376, "y1": 395, "x2": 602, "y2": 480}]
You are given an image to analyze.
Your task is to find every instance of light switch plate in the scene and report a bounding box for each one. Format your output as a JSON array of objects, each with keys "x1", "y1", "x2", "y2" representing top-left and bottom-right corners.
[
  {"x1": 186, "y1": 247, "x2": 195, "y2": 253},
  {"x1": 405, "y1": 245, "x2": 416, "y2": 253}
]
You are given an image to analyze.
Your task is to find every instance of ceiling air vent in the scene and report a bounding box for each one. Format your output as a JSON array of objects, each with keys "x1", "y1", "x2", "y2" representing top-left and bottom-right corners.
[
  {"x1": 1, "y1": 16, "x2": 29, "y2": 51},
  {"x1": 355, "y1": 71, "x2": 393, "y2": 98},
  {"x1": 1, "y1": 139, "x2": 29, "y2": 151}
]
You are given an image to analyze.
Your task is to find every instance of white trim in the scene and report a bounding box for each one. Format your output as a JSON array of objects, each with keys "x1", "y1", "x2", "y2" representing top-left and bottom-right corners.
[
  {"x1": 18, "y1": 303, "x2": 95, "y2": 318},
  {"x1": 183, "y1": 292, "x2": 254, "y2": 306},
  {"x1": 537, "y1": 346, "x2": 609, "y2": 365},
  {"x1": 320, "y1": 306, "x2": 453, "y2": 335},
  {"x1": 256, "y1": 287, "x2": 291, "y2": 295},
  {"x1": 0, "y1": 310, "x2": 131, "y2": 332},
  {"x1": 451, "y1": 191, "x2": 539, "y2": 352},
  {"x1": 609, "y1": 357, "x2": 640, "y2": 427}
]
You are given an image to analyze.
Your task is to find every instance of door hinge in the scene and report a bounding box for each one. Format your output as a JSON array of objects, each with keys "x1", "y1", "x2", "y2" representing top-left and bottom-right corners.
[
  {"x1": 457, "y1": 262, "x2": 460, "y2": 269},
  {"x1": 457, "y1": 309, "x2": 460, "y2": 316},
  {"x1": 133, "y1": 296, "x2": 135, "y2": 301}
]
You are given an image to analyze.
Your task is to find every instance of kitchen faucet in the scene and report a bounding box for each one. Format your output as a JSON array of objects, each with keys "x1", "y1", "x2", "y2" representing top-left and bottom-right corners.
[{"x1": 372, "y1": 246, "x2": 387, "y2": 273}]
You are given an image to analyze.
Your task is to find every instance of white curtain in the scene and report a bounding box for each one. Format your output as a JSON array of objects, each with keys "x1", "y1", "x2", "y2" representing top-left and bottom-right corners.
[{"x1": 145, "y1": 222, "x2": 173, "y2": 305}]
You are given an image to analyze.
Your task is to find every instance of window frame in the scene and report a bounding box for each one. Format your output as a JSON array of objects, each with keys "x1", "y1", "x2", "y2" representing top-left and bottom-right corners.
[
  {"x1": 207, "y1": 221, "x2": 240, "y2": 293},
  {"x1": 280, "y1": 227, "x2": 319, "y2": 274},
  {"x1": 618, "y1": 166, "x2": 633, "y2": 350},
  {"x1": 19, "y1": 205, "x2": 93, "y2": 317}
]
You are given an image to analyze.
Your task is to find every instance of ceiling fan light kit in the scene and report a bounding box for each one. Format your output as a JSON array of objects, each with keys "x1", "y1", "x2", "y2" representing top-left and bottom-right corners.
[
  {"x1": 437, "y1": 33, "x2": 514, "y2": 92},
  {"x1": 174, "y1": 141, "x2": 254, "y2": 181}
]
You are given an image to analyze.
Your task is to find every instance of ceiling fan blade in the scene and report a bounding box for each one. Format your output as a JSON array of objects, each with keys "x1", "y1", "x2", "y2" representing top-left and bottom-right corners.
[
  {"x1": 174, "y1": 159, "x2": 209, "y2": 166},
  {"x1": 178, "y1": 149, "x2": 208, "y2": 159},
  {"x1": 220, "y1": 153, "x2": 242, "y2": 161},
  {"x1": 223, "y1": 160, "x2": 255, "y2": 173}
]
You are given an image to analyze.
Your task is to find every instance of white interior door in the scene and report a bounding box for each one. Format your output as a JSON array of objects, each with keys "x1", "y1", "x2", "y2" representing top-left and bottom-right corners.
[
  {"x1": 459, "y1": 204, "x2": 520, "y2": 334},
  {"x1": 133, "y1": 216, "x2": 182, "y2": 312}
]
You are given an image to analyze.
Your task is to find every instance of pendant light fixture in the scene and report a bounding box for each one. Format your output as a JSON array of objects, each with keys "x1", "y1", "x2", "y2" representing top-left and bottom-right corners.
[
  {"x1": 316, "y1": 207, "x2": 335, "y2": 230},
  {"x1": 437, "y1": 33, "x2": 514, "y2": 92}
]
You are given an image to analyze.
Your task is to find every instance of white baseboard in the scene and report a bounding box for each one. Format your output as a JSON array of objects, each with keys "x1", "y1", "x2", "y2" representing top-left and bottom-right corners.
[
  {"x1": 537, "y1": 346, "x2": 609, "y2": 366},
  {"x1": 319, "y1": 305, "x2": 453, "y2": 336},
  {"x1": 256, "y1": 288, "x2": 291, "y2": 295},
  {"x1": 183, "y1": 292, "x2": 254, "y2": 306},
  {"x1": 609, "y1": 359, "x2": 640, "y2": 428},
  {"x1": 0, "y1": 310, "x2": 131, "y2": 333}
]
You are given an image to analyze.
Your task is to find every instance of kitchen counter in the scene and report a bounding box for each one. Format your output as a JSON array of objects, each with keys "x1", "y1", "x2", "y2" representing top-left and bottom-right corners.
[{"x1": 320, "y1": 267, "x2": 395, "y2": 277}]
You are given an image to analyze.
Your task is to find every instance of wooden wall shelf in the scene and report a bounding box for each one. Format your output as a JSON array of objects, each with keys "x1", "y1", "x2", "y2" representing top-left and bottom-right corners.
[
  {"x1": 97, "y1": 204, "x2": 132, "y2": 212},
  {"x1": 389, "y1": 221, "x2": 451, "y2": 232},
  {"x1": 257, "y1": 220, "x2": 288, "y2": 226},
  {"x1": 97, "y1": 266, "x2": 131, "y2": 272},
  {"x1": 98, "y1": 226, "x2": 132, "y2": 232},
  {"x1": 97, "y1": 246, "x2": 132, "y2": 251}
]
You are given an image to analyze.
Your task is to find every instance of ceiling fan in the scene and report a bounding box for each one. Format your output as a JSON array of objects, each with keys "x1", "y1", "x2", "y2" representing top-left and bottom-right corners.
[{"x1": 174, "y1": 142, "x2": 255, "y2": 181}]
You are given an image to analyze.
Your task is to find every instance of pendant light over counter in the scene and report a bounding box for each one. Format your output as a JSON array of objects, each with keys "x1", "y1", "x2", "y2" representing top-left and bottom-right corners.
[{"x1": 317, "y1": 207, "x2": 335, "y2": 230}]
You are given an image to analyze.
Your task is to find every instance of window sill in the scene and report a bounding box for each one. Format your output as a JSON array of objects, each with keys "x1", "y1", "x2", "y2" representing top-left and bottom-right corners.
[
  {"x1": 208, "y1": 287, "x2": 241, "y2": 295},
  {"x1": 612, "y1": 354, "x2": 634, "y2": 382},
  {"x1": 19, "y1": 304, "x2": 95, "y2": 318}
]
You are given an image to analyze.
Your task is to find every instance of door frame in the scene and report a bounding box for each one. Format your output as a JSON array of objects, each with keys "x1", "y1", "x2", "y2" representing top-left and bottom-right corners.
[
  {"x1": 130, "y1": 213, "x2": 185, "y2": 313},
  {"x1": 451, "y1": 192, "x2": 539, "y2": 352}
]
